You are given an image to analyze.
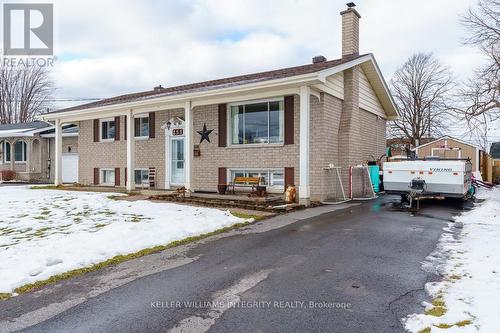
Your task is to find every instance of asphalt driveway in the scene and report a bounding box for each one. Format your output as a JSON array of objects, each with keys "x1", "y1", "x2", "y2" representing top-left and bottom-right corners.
[{"x1": 0, "y1": 195, "x2": 469, "y2": 333}]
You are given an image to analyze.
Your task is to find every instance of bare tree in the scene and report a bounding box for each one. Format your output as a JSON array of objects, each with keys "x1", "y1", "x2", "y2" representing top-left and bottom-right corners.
[
  {"x1": 460, "y1": 0, "x2": 500, "y2": 121},
  {"x1": 0, "y1": 65, "x2": 54, "y2": 124},
  {"x1": 389, "y1": 53, "x2": 454, "y2": 146},
  {"x1": 467, "y1": 114, "x2": 491, "y2": 151}
]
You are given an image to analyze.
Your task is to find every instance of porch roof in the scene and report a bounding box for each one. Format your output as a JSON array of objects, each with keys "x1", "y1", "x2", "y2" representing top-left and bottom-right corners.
[{"x1": 0, "y1": 121, "x2": 52, "y2": 137}]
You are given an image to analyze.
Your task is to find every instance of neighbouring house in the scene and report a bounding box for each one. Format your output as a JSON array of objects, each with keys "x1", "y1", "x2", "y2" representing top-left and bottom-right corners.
[
  {"x1": 40, "y1": 4, "x2": 398, "y2": 204},
  {"x1": 490, "y1": 142, "x2": 500, "y2": 183},
  {"x1": 414, "y1": 136, "x2": 488, "y2": 176},
  {"x1": 0, "y1": 121, "x2": 79, "y2": 183},
  {"x1": 387, "y1": 137, "x2": 435, "y2": 159}
]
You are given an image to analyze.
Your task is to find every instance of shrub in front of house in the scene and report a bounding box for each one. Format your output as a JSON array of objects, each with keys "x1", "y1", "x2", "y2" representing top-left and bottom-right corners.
[{"x1": 1, "y1": 170, "x2": 16, "y2": 181}]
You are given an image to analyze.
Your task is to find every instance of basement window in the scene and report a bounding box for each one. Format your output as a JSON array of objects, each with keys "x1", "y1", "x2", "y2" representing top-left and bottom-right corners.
[
  {"x1": 229, "y1": 169, "x2": 284, "y2": 191},
  {"x1": 100, "y1": 168, "x2": 115, "y2": 186},
  {"x1": 134, "y1": 169, "x2": 149, "y2": 186}
]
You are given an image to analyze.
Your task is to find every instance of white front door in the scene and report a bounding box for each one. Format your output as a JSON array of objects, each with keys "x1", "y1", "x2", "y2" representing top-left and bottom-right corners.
[{"x1": 170, "y1": 137, "x2": 185, "y2": 186}]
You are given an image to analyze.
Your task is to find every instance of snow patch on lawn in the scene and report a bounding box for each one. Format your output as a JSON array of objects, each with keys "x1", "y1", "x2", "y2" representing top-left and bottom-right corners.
[
  {"x1": 404, "y1": 187, "x2": 500, "y2": 333},
  {"x1": 0, "y1": 186, "x2": 248, "y2": 294}
]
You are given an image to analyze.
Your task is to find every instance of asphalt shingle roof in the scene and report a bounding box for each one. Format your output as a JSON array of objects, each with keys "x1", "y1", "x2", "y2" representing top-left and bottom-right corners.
[
  {"x1": 0, "y1": 121, "x2": 51, "y2": 131},
  {"x1": 51, "y1": 54, "x2": 365, "y2": 114}
]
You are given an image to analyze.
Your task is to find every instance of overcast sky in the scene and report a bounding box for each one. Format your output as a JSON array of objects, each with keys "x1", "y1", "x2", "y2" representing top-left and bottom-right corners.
[{"x1": 44, "y1": 0, "x2": 497, "y2": 144}]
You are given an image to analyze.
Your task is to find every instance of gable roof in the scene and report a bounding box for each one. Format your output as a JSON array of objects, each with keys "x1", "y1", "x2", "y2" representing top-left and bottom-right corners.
[
  {"x1": 414, "y1": 136, "x2": 482, "y2": 151},
  {"x1": 43, "y1": 53, "x2": 398, "y2": 120},
  {"x1": 490, "y1": 142, "x2": 500, "y2": 159},
  {"x1": 51, "y1": 55, "x2": 359, "y2": 114}
]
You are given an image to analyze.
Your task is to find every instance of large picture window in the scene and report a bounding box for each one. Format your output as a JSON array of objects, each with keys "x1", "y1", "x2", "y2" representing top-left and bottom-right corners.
[
  {"x1": 100, "y1": 119, "x2": 116, "y2": 141},
  {"x1": 229, "y1": 169, "x2": 284, "y2": 190},
  {"x1": 134, "y1": 116, "x2": 149, "y2": 138},
  {"x1": 230, "y1": 99, "x2": 284, "y2": 145},
  {"x1": 14, "y1": 141, "x2": 27, "y2": 162}
]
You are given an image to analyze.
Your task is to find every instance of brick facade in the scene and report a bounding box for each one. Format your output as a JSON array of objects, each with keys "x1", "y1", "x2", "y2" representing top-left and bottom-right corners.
[{"x1": 77, "y1": 91, "x2": 386, "y2": 202}]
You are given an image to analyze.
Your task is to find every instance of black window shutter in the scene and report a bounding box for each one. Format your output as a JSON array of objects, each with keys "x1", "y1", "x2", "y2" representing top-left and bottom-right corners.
[
  {"x1": 93, "y1": 168, "x2": 99, "y2": 185},
  {"x1": 115, "y1": 116, "x2": 120, "y2": 141},
  {"x1": 218, "y1": 167, "x2": 227, "y2": 185},
  {"x1": 218, "y1": 104, "x2": 227, "y2": 147},
  {"x1": 124, "y1": 116, "x2": 127, "y2": 140},
  {"x1": 284, "y1": 95, "x2": 294, "y2": 144},
  {"x1": 284, "y1": 167, "x2": 294, "y2": 191},
  {"x1": 149, "y1": 112, "x2": 156, "y2": 138},
  {"x1": 115, "y1": 167, "x2": 120, "y2": 186},
  {"x1": 93, "y1": 119, "x2": 99, "y2": 142}
]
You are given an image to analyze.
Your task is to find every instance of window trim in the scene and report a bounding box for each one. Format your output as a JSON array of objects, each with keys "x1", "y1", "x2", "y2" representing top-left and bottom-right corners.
[
  {"x1": 134, "y1": 115, "x2": 150, "y2": 140},
  {"x1": 100, "y1": 168, "x2": 115, "y2": 186},
  {"x1": 99, "y1": 118, "x2": 116, "y2": 142},
  {"x1": 227, "y1": 97, "x2": 285, "y2": 148},
  {"x1": 134, "y1": 168, "x2": 149, "y2": 186},
  {"x1": 228, "y1": 168, "x2": 285, "y2": 192},
  {"x1": 14, "y1": 141, "x2": 27, "y2": 164}
]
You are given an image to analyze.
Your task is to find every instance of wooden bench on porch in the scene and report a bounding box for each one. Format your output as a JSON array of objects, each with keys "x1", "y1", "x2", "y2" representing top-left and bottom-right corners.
[{"x1": 230, "y1": 176, "x2": 263, "y2": 194}]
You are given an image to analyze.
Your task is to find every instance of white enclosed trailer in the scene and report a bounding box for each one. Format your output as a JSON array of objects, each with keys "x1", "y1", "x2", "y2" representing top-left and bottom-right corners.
[{"x1": 383, "y1": 159, "x2": 472, "y2": 199}]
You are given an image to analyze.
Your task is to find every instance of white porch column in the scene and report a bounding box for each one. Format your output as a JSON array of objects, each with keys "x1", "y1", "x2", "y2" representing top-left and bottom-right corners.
[
  {"x1": 26, "y1": 140, "x2": 31, "y2": 173},
  {"x1": 9, "y1": 140, "x2": 15, "y2": 171},
  {"x1": 54, "y1": 119, "x2": 62, "y2": 186},
  {"x1": 184, "y1": 100, "x2": 193, "y2": 192},
  {"x1": 299, "y1": 85, "x2": 311, "y2": 206},
  {"x1": 126, "y1": 109, "x2": 135, "y2": 191}
]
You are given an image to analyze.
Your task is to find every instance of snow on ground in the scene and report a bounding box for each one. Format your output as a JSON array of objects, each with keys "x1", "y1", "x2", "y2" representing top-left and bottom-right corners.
[
  {"x1": 0, "y1": 186, "x2": 248, "y2": 294},
  {"x1": 404, "y1": 187, "x2": 500, "y2": 333}
]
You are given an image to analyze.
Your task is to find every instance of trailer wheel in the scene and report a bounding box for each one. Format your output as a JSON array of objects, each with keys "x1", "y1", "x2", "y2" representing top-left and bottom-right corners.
[{"x1": 401, "y1": 194, "x2": 409, "y2": 203}]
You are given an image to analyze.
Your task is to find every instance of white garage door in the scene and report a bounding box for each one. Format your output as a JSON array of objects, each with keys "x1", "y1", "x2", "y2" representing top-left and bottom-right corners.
[{"x1": 62, "y1": 153, "x2": 79, "y2": 183}]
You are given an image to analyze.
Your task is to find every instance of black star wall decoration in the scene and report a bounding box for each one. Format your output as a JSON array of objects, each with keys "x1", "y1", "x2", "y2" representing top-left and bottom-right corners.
[{"x1": 197, "y1": 123, "x2": 214, "y2": 143}]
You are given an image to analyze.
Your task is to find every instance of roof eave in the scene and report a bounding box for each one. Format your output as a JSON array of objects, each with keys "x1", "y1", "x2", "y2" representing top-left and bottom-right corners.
[{"x1": 41, "y1": 73, "x2": 322, "y2": 121}]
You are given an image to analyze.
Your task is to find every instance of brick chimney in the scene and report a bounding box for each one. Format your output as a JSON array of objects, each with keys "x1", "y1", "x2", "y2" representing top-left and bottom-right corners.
[
  {"x1": 340, "y1": 2, "x2": 361, "y2": 59},
  {"x1": 338, "y1": 3, "x2": 362, "y2": 181}
]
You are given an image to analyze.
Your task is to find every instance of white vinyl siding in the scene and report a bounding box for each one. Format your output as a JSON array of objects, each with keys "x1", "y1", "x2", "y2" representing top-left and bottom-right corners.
[
  {"x1": 325, "y1": 72, "x2": 344, "y2": 100},
  {"x1": 359, "y1": 68, "x2": 385, "y2": 117}
]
